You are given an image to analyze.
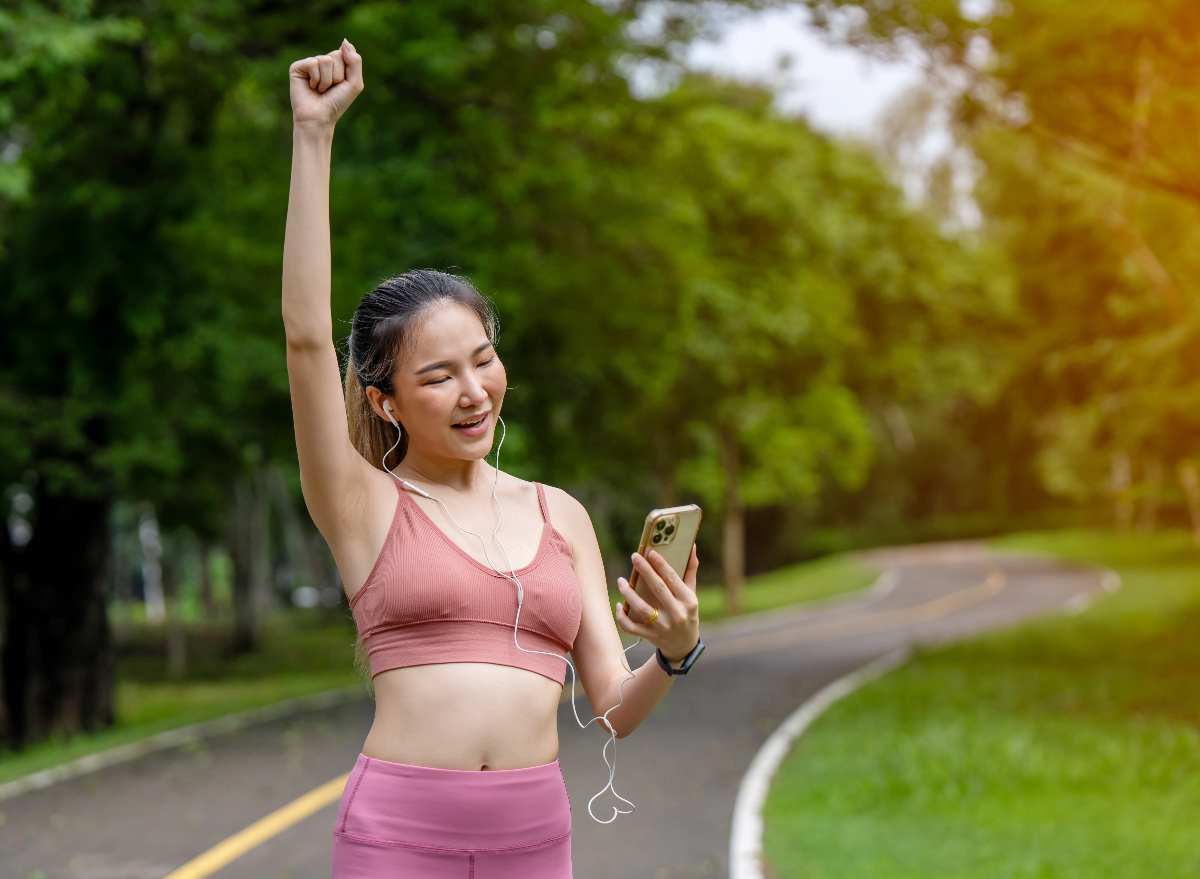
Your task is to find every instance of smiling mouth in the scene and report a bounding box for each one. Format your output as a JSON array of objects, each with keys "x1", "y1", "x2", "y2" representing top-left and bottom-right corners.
[{"x1": 453, "y1": 414, "x2": 488, "y2": 430}]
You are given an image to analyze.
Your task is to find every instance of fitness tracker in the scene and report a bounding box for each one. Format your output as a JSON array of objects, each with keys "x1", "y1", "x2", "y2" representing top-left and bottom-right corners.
[{"x1": 656, "y1": 638, "x2": 704, "y2": 676}]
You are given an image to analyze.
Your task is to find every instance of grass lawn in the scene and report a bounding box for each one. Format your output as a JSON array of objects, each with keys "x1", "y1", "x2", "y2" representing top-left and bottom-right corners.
[
  {"x1": 763, "y1": 529, "x2": 1200, "y2": 878},
  {"x1": 0, "y1": 613, "x2": 364, "y2": 786},
  {"x1": 697, "y1": 554, "x2": 879, "y2": 621}
]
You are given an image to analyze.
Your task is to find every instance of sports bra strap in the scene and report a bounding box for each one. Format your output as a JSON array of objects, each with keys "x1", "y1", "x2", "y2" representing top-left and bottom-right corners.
[{"x1": 534, "y1": 482, "x2": 551, "y2": 525}]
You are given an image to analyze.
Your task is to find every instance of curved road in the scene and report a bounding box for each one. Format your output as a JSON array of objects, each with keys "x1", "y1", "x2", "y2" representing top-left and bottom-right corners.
[{"x1": 0, "y1": 542, "x2": 1107, "y2": 879}]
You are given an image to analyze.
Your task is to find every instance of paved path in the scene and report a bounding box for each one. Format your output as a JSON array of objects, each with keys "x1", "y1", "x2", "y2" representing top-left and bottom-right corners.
[{"x1": 0, "y1": 543, "x2": 1106, "y2": 879}]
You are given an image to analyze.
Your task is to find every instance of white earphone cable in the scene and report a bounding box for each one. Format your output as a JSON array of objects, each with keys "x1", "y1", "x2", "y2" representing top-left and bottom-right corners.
[{"x1": 380, "y1": 407, "x2": 639, "y2": 823}]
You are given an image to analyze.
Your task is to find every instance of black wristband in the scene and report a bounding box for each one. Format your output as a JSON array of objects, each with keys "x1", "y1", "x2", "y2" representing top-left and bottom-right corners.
[{"x1": 656, "y1": 638, "x2": 704, "y2": 676}]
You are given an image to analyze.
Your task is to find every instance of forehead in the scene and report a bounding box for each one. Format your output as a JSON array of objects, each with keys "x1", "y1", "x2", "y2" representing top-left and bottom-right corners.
[{"x1": 407, "y1": 302, "x2": 491, "y2": 363}]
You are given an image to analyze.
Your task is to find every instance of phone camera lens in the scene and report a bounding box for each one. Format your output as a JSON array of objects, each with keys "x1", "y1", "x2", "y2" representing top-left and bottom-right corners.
[
  {"x1": 652, "y1": 533, "x2": 663, "y2": 544},
  {"x1": 665, "y1": 524, "x2": 676, "y2": 536},
  {"x1": 655, "y1": 520, "x2": 666, "y2": 531}
]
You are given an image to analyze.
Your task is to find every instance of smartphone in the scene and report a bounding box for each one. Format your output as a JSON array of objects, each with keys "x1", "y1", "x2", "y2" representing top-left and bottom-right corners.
[{"x1": 627, "y1": 504, "x2": 703, "y2": 605}]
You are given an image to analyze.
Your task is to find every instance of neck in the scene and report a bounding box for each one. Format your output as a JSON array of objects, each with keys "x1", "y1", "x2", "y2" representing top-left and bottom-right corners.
[{"x1": 394, "y1": 448, "x2": 496, "y2": 494}]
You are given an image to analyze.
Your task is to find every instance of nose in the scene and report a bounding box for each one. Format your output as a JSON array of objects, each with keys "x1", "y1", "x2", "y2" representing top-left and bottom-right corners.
[{"x1": 458, "y1": 371, "x2": 488, "y2": 408}]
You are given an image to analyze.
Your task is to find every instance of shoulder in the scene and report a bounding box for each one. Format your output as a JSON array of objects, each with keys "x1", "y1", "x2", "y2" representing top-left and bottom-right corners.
[{"x1": 537, "y1": 483, "x2": 598, "y2": 548}]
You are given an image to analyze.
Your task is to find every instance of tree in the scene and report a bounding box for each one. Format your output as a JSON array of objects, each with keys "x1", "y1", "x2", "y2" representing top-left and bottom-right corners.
[
  {"x1": 0, "y1": 0, "x2": 756, "y2": 742},
  {"x1": 663, "y1": 83, "x2": 998, "y2": 609},
  {"x1": 0, "y1": 0, "x2": 281, "y2": 745},
  {"x1": 796, "y1": 0, "x2": 1200, "y2": 533}
]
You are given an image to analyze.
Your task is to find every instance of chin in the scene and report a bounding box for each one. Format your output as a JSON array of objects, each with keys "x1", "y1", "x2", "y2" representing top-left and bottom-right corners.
[{"x1": 449, "y1": 431, "x2": 495, "y2": 461}]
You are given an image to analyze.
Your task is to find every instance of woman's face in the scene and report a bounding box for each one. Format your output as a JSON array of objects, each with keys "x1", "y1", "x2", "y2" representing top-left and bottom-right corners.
[{"x1": 387, "y1": 302, "x2": 506, "y2": 464}]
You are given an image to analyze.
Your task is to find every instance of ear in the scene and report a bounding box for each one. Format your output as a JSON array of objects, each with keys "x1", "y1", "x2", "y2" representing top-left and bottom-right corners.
[{"x1": 364, "y1": 386, "x2": 395, "y2": 423}]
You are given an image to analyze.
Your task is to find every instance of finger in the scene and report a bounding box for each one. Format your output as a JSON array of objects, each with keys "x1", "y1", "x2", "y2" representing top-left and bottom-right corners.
[
  {"x1": 614, "y1": 600, "x2": 652, "y2": 638},
  {"x1": 616, "y1": 577, "x2": 657, "y2": 623},
  {"x1": 317, "y1": 55, "x2": 334, "y2": 92},
  {"x1": 683, "y1": 544, "x2": 700, "y2": 592},
  {"x1": 341, "y1": 39, "x2": 364, "y2": 90},
  {"x1": 631, "y1": 552, "x2": 681, "y2": 615},
  {"x1": 327, "y1": 50, "x2": 345, "y2": 84},
  {"x1": 290, "y1": 57, "x2": 320, "y2": 89},
  {"x1": 644, "y1": 549, "x2": 691, "y2": 603}
]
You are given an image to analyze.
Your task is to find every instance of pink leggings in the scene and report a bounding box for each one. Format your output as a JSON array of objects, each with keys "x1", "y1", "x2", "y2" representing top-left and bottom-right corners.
[{"x1": 331, "y1": 754, "x2": 572, "y2": 878}]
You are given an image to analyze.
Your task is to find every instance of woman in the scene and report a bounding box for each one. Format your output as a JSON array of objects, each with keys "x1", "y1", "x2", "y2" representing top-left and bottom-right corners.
[{"x1": 284, "y1": 41, "x2": 703, "y2": 878}]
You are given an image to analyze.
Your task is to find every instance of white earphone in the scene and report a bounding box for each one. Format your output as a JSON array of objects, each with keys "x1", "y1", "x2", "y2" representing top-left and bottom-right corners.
[{"x1": 378, "y1": 402, "x2": 638, "y2": 823}]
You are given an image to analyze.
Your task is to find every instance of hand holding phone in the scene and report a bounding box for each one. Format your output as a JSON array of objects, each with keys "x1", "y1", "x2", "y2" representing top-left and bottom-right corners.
[{"x1": 615, "y1": 505, "x2": 703, "y2": 663}]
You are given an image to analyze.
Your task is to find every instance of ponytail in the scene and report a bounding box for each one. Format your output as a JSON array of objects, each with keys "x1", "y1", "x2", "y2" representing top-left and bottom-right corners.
[{"x1": 344, "y1": 359, "x2": 406, "y2": 472}]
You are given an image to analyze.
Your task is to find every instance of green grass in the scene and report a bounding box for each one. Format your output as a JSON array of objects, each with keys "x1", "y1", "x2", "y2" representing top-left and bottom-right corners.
[
  {"x1": 0, "y1": 613, "x2": 363, "y2": 786},
  {"x1": 697, "y1": 554, "x2": 879, "y2": 621},
  {"x1": 763, "y1": 528, "x2": 1200, "y2": 878}
]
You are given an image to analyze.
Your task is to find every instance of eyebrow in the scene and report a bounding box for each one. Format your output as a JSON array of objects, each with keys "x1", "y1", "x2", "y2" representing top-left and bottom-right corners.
[{"x1": 414, "y1": 341, "x2": 495, "y2": 375}]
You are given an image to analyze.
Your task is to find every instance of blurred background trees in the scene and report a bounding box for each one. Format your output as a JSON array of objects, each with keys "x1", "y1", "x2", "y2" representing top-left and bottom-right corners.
[
  {"x1": 796, "y1": 0, "x2": 1200, "y2": 536},
  {"x1": 0, "y1": 0, "x2": 1193, "y2": 747}
]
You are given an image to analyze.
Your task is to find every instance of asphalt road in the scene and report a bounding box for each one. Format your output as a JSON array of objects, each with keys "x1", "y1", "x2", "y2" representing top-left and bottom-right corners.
[{"x1": 0, "y1": 542, "x2": 1107, "y2": 879}]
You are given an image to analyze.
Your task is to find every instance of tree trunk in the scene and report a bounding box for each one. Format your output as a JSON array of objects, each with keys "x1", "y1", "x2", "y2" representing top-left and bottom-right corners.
[
  {"x1": 137, "y1": 510, "x2": 165, "y2": 625},
  {"x1": 229, "y1": 473, "x2": 269, "y2": 653},
  {"x1": 0, "y1": 488, "x2": 114, "y2": 749},
  {"x1": 720, "y1": 430, "x2": 745, "y2": 616},
  {"x1": 1137, "y1": 457, "x2": 1163, "y2": 534},
  {"x1": 658, "y1": 471, "x2": 678, "y2": 509},
  {"x1": 197, "y1": 538, "x2": 215, "y2": 625},
  {"x1": 163, "y1": 549, "x2": 186, "y2": 680},
  {"x1": 1178, "y1": 461, "x2": 1200, "y2": 547},
  {"x1": 1111, "y1": 451, "x2": 1133, "y2": 533},
  {"x1": 265, "y1": 466, "x2": 315, "y2": 600}
]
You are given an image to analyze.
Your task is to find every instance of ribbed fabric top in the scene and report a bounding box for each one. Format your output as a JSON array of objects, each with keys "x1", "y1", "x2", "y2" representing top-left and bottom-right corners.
[{"x1": 349, "y1": 480, "x2": 583, "y2": 685}]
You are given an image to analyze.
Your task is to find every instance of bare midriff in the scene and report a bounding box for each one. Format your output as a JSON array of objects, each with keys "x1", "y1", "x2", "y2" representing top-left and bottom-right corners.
[{"x1": 361, "y1": 663, "x2": 563, "y2": 771}]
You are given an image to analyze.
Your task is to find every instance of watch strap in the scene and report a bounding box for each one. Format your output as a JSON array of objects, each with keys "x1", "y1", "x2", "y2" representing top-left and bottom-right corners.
[{"x1": 656, "y1": 638, "x2": 704, "y2": 676}]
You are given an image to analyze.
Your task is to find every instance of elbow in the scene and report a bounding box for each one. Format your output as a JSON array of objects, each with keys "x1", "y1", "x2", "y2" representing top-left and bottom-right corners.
[
  {"x1": 605, "y1": 714, "x2": 637, "y2": 739},
  {"x1": 284, "y1": 326, "x2": 329, "y2": 353},
  {"x1": 282, "y1": 305, "x2": 332, "y2": 352}
]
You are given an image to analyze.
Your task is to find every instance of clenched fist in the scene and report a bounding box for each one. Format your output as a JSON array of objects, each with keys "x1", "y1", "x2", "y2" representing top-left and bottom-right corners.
[{"x1": 289, "y1": 39, "x2": 364, "y2": 127}]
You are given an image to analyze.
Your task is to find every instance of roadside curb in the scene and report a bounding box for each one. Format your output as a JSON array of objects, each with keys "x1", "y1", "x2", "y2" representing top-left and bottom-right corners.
[
  {"x1": 1063, "y1": 567, "x2": 1121, "y2": 614},
  {"x1": 729, "y1": 647, "x2": 910, "y2": 879},
  {"x1": 0, "y1": 685, "x2": 370, "y2": 802}
]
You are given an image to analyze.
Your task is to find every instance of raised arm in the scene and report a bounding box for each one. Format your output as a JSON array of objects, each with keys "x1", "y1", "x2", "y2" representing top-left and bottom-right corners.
[{"x1": 282, "y1": 42, "x2": 373, "y2": 548}]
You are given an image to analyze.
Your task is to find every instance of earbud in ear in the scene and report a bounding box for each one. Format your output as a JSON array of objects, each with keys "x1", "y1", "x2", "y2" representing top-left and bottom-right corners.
[{"x1": 382, "y1": 400, "x2": 399, "y2": 425}]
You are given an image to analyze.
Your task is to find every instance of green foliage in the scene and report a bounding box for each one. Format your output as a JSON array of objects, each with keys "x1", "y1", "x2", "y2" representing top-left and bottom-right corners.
[
  {"x1": 0, "y1": 0, "x2": 999, "y2": 640},
  {"x1": 795, "y1": 0, "x2": 1200, "y2": 522},
  {"x1": 763, "y1": 529, "x2": 1200, "y2": 878}
]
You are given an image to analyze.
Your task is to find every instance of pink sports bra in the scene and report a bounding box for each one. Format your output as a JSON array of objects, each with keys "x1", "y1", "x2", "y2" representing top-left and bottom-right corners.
[{"x1": 348, "y1": 480, "x2": 583, "y2": 685}]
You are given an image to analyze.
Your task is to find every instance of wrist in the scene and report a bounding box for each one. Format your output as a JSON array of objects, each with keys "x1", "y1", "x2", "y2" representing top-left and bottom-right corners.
[
  {"x1": 661, "y1": 634, "x2": 700, "y2": 664},
  {"x1": 656, "y1": 638, "x2": 704, "y2": 676},
  {"x1": 293, "y1": 120, "x2": 336, "y2": 141}
]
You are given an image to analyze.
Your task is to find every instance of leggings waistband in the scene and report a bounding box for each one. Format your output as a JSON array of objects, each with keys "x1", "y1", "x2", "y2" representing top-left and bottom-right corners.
[{"x1": 335, "y1": 754, "x2": 571, "y2": 853}]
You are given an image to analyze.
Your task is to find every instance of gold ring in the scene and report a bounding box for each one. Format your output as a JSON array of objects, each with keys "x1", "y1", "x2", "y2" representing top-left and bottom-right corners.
[{"x1": 643, "y1": 608, "x2": 660, "y2": 625}]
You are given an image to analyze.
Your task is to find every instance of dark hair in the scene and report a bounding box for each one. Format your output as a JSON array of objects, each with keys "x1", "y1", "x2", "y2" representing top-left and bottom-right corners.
[{"x1": 345, "y1": 270, "x2": 497, "y2": 471}]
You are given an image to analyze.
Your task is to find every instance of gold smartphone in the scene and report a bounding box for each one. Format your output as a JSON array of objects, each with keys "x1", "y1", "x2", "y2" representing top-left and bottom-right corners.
[{"x1": 628, "y1": 504, "x2": 703, "y2": 605}]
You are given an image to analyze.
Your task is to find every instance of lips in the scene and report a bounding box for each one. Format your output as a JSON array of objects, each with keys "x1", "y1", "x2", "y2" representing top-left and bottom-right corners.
[{"x1": 452, "y1": 412, "x2": 490, "y2": 437}]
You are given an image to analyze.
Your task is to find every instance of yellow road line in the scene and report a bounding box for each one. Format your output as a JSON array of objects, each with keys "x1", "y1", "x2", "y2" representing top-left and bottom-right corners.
[
  {"x1": 163, "y1": 772, "x2": 350, "y2": 879},
  {"x1": 710, "y1": 569, "x2": 1006, "y2": 659}
]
